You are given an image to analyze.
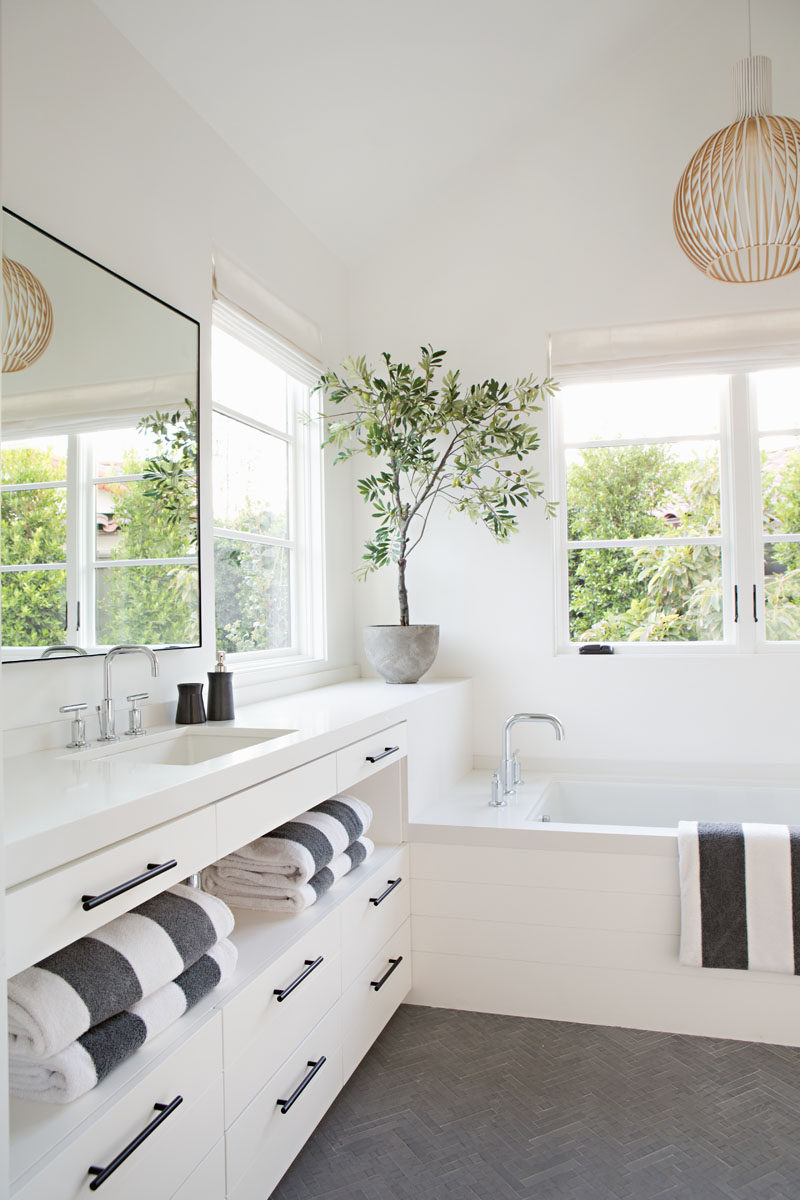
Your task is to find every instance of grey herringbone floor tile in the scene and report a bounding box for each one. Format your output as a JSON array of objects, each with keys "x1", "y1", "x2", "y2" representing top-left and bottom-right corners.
[{"x1": 271, "y1": 1005, "x2": 800, "y2": 1199}]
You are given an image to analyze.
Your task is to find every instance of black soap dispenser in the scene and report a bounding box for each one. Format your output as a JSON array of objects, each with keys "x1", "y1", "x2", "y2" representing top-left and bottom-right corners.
[{"x1": 207, "y1": 650, "x2": 235, "y2": 721}]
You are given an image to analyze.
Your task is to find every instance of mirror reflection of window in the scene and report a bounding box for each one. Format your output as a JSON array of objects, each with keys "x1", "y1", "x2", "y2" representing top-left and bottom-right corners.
[
  {"x1": 0, "y1": 409, "x2": 199, "y2": 654},
  {"x1": 1, "y1": 208, "x2": 201, "y2": 661}
]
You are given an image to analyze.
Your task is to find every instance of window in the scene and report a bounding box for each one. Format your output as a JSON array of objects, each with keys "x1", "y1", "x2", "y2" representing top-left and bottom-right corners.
[
  {"x1": 0, "y1": 415, "x2": 200, "y2": 656},
  {"x1": 553, "y1": 363, "x2": 800, "y2": 651},
  {"x1": 211, "y1": 301, "x2": 324, "y2": 663}
]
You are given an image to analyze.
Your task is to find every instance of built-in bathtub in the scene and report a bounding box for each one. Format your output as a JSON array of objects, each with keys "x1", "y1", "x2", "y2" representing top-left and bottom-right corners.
[
  {"x1": 526, "y1": 775, "x2": 800, "y2": 830},
  {"x1": 408, "y1": 768, "x2": 800, "y2": 1048}
]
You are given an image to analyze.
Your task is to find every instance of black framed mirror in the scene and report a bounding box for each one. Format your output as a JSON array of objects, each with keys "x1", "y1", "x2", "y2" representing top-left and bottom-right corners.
[{"x1": 1, "y1": 209, "x2": 201, "y2": 662}]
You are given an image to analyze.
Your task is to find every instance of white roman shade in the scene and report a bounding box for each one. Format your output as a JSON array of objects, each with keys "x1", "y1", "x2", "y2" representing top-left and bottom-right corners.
[
  {"x1": 212, "y1": 252, "x2": 322, "y2": 385},
  {"x1": 548, "y1": 308, "x2": 800, "y2": 381}
]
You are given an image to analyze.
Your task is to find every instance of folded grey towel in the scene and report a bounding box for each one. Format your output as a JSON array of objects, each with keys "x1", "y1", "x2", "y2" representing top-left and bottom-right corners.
[
  {"x1": 9, "y1": 939, "x2": 237, "y2": 1105},
  {"x1": 8, "y1": 883, "x2": 235, "y2": 1060},
  {"x1": 203, "y1": 836, "x2": 374, "y2": 913},
  {"x1": 221, "y1": 795, "x2": 372, "y2": 884}
]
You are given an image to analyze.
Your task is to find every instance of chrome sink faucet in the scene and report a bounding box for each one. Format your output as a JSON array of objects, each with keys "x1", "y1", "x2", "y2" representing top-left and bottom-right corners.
[
  {"x1": 97, "y1": 645, "x2": 159, "y2": 741},
  {"x1": 490, "y1": 712, "x2": 564, "y2": 807}
]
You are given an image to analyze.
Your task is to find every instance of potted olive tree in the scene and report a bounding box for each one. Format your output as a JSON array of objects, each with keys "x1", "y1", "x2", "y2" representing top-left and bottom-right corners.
[{"x1": 318, "y1": 346, "x2": 557, "y2": 682}]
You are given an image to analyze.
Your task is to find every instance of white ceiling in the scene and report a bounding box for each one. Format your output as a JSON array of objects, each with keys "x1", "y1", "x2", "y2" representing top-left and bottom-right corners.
[{"x1": 91, "y1": 0, "x2": 800, "y2": 267}]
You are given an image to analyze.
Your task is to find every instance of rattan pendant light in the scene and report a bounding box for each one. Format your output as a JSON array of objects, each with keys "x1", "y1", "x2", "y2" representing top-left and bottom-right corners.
[
  {"x1": 2, "y1": 256, "x2": 54, "y2": 372},
  {"x1": 673, "y1": 5, "x2": 800, "y2": 283}
]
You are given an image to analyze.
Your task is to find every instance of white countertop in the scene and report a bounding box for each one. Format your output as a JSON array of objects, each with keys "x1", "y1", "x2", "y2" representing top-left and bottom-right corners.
[{"x1": 4, "y1": 678, "x2": 464, "y2": 888}]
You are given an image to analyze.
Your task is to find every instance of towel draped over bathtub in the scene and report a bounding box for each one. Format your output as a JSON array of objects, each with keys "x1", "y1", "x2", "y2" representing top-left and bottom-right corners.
[{"x1": 678, "y1": 820, "x2": 800, "y2": 974}]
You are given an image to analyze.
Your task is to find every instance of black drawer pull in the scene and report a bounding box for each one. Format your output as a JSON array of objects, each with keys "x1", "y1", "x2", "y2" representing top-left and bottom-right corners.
[
  {"x1": 369, "y1": 877, "x2": 402, "y2": 906},
  {"x1": 277, "y1": 1057, "x2": 327, "y2": 1114},
  {"x1": 87, "y1": 1095, "x2": 183, "y2": 1189},
  {"x1": 82, "y1": 860, "x2": 178, "y2": 910},
  {"x1": 365, "y1": 745, "x2": 400, "y2": 763},
  {"x1": 274, "y1": 956, "x2": 324, "y2": 1002},
  {"x1": 370, "y1": 956, "x2": 403, "y2": 992}
]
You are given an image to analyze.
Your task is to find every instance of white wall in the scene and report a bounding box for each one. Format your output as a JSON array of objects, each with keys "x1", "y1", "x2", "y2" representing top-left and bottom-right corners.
[
  {"x1": 348, "y1": 0, "x2": 800, "y2": 769},
  {"x1": 1, "y1": 0, "x2": 356, "y2": 736}
]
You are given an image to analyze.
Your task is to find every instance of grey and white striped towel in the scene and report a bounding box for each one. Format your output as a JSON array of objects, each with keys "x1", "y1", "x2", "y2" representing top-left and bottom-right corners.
[
  {"x1": 9, "y1": 939, "x2": 237, "y2": 1105},
  {"x1": 219, "y1": 794, "x2": 372, "y2": 884},
  {"x1": 8, "y1": 883, "x2": 235, "y2": 1060},
  {"x1": 678, "y1": 820, "x2": 800, "y2": 973},
  {"x1": 203, "y1": 836, "x2": 374, "y2": 913}
]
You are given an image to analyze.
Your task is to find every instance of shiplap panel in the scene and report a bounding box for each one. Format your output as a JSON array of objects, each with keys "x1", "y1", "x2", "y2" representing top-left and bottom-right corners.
[
  {"x1": 411, "y1": 878, "x2": 679, "y2": 934},
  {"x1": 411, "y1": 841, "x2": 679, "y2": 895},
  {"x1": 410, "y1": 951, "x2": 800, "y2": 1045},
  {"x1": 413, "y1": 914, "x2": 681, "y2": 974}
]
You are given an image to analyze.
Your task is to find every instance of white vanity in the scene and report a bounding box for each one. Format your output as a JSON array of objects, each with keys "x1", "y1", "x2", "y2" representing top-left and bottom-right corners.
[{"x1": 3, "y1": 679, "x2": 472, "y2": 1199}]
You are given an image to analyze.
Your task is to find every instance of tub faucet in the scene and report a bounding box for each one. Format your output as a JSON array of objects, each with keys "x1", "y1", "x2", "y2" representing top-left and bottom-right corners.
[
  {"x1": 97, "y1": 645, "x2": 159, "y2": 741},
  {"x1": 490, "y1": 712, "x2": 565, "y2": 807},
  {"x1": 41, "y1": 644, "x2": 87, "y2": 658}
]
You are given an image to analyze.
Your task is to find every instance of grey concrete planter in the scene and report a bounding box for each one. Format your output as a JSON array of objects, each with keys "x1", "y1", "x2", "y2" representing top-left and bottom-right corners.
[{"x1": 363, "y1": 624, "x2": 440, "y2": 684}]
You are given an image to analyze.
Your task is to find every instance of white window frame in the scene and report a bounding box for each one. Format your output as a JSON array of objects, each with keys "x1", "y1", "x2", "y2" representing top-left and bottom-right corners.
[
  {"x1": 211, "y1": 300, "x2": 325, "y2": 669},
  {"x1": 551, "y1": 359, "x2": 800, "y2": 656},
  {"x1": 1, "y1": 428, "x2": 199, "y2": 657}
]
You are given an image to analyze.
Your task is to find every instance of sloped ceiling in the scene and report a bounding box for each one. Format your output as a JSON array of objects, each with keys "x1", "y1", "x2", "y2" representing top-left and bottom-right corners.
[{"x1": 91, "y1": 0, "x2": 800, "y2": 266}]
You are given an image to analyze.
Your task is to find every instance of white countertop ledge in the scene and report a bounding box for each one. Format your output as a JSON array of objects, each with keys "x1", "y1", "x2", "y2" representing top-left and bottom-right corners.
[{"x1": 4, "y1": 678, "x2": 463, "y2": 888}]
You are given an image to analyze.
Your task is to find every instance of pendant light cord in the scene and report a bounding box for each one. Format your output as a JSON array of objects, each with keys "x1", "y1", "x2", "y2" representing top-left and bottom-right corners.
[{"x1": 747, "y1": 0, "x2": 752, "y2": 57}]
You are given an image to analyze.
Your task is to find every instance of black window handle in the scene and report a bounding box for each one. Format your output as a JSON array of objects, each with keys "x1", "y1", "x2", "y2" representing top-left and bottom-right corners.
[
  {"x1": 87, "y1": 1096, "x2": 182, "y2": 1189},
  {"x1": 369, "y1": 877, "x2": 402, "y2": 907},
  {"x1": 276, "y1": 1057, "x2": 326, "y2": 1114},
  {"x1": 753, "y1": 584, "x2": 759, "y2": 623},
  {"x1": 274, "y1": 956, "x2": 324, "y2": 1003},
  {"x1": 370, "y1": 956, "x2": 403, "y2": 992},
  {"x1": 82, "y1": 860, "x2": 178, "y2": 911},
  {"x1": 365, "y1": 745, "x2": 400, "y2": 763}
]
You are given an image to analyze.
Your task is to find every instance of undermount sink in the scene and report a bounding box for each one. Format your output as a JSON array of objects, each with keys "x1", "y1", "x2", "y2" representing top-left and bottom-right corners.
[{"x1": 59, "y1": 726, "x2": 295, "y2": 766}]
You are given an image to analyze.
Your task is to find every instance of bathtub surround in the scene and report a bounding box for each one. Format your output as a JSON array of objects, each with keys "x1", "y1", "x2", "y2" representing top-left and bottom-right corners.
[{"x1": 678, "y1": 820, "x2": 800, "y2": 975}]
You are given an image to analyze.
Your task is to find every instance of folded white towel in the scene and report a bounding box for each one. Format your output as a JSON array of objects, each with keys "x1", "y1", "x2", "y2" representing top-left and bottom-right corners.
[
  {"x1": 225, "y1": 795, "x2": 372, "y2": 884},
  {"x1": 203, "y1": 837, "x2": 374, "y2": 913},
  {"x1": 9, "y1": 939, "x2": 237, "y2": 1105},
  {"x1": 678, "y1": 820, "x2": 800, "y2": 973},
  {"x1": 8, "y1": 884, "x2": 235, "y2": 1060}
]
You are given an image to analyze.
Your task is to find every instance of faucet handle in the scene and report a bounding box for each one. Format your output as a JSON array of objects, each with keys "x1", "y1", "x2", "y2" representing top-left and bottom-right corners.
[
  {"x1": 125, "y1": 693, "x2": 149, "y2": 738},
  {"x1": 59, "y1": 703, "x2": 88, "y2": 750},
  {"x1": 512, "y1": 749, "x2": 523, "y2": 787}
]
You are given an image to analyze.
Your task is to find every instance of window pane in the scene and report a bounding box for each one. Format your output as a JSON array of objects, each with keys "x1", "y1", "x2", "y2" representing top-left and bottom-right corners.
[
  {"x1": 754, "y1": 367, "x2": 800, "y2": 432},
  {"x1": 95, "y1": 481, "x2": 196, "y2": 560},
  {"x1": 567, "y1": 442, "x2": 720, "y2": 541},
  {"x1": 1, "y1": 569, "x2": 66, "y2": 647},
  {"x1": 212, "y1": 413, "x2": 288, "y2": 538},
  {"x1": 561, "y1": 376, "x2": 723, "y2": 443},
  {"x1": 760, "y1": 434, "x2": 800, "y2": 535},
  {"x1": 1, "y1": 486, "x2": 67, "y2": 565},
  {"x1": 567, "y1": 545, "x2": 723, "y2": 642},
  {"x1": 1, "y1": 436, "x2": 67, "y2": 484},
  {"x1": 214, "y1": 537, "x2": 290, "y2": 653},
  {"x1": 212, "y1": 326, "x2": 287, "y2": 431},
  {"x1": 96, "y1": 564, "x2": 199, "y2": 646},
  {"x1": 764, "y1": 548, "x2": 800, "y2": 640}
]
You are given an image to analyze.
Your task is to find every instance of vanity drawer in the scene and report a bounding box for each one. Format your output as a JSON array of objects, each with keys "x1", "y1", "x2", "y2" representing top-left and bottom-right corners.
[
  {"x1": 13, "y1": 1015, "x2": 224, "y2": 1200},
  {"x1": 336, "y1": 722, "x2": 407, "y2": 792},
  {"x1": 6, "y1": 806, "x2": 217, "y2": 976},
  {"x1": 171, "y1": 1138, "x2": 226, "y2": 1200},
  {"x1": 226, "y1": 1003, "x2": 342, "y2": 1200},
  {"x1": 340, "y1": 844, "x2": 410, "y2": 988},
  {"x1": 215, "y1": 754, "x2": 337, "y2": 860},
  {"x1": 341, "y1": 919, "x2": 412, "y2": 1082},
  {"x1": 222, "y1": 907, "x2": 341, "y2": 1124}
]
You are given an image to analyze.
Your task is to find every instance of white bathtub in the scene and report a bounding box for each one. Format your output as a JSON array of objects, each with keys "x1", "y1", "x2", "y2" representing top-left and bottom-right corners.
[
  {"x1": 409, "y1": 767, "x2": 800, "y2": 1048},
  {"x1": 526, "y1": 776, "x2": 800, "y2": 830}
]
